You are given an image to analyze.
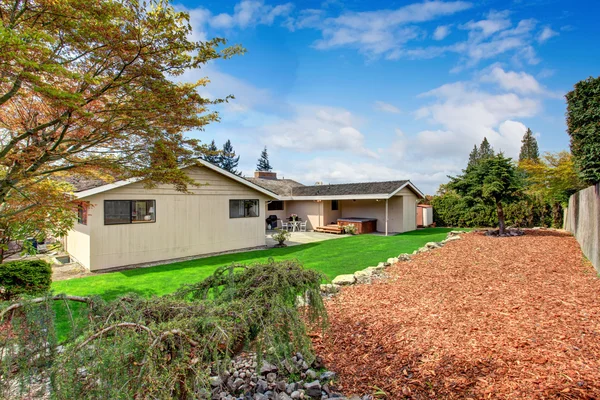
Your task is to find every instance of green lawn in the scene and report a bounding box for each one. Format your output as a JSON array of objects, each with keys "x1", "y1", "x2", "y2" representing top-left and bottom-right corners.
[
  {"x1": 53, "y1": 228, "x2": 458, "y2": 299},
  {"x1": 51, "y1": 228, "x2": 461, "y2": 338}
]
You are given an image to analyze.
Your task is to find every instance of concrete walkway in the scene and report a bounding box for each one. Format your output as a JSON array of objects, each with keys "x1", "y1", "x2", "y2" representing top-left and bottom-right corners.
[{"x1": 265, "y1": 230, "x2": 350, "y2": 247}]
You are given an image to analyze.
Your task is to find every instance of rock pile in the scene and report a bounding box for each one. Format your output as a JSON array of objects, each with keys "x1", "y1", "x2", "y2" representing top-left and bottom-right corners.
[
  {"x1": 485, "y1": 228, "x2": 524, "y2": 237},
  {"x1": 209, "y1": 352, "x2": 361, "y2": 400}
]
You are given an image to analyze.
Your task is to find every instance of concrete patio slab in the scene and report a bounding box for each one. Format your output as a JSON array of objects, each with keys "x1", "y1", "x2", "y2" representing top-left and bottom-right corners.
[{"x1": 265, "y1": 231, "x2": 350, "y2": 247}]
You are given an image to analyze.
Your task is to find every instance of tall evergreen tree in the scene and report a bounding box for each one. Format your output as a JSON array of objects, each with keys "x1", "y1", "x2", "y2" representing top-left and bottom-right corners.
[
  {"x1": 467, "y1": 145, "x2": 480, "y2": 169},
  {"x1": 256, "y1": 146, "x2": 272, "y2": 172},
  {"x1": 478, "y1": 137, "x2": 494, "y2": 159},
  {"x1": 519, "y1": 128, "x2": 539, "y2": 161},
  {"x1": 450, "y1": 154, "x2": 522, "y2": 235},
  {"x1": 219, "y1": 140, "x2": 241, "y2": 175},
  {"x1": 202, "y1": 140, "x2": 220, "y2": 165}
]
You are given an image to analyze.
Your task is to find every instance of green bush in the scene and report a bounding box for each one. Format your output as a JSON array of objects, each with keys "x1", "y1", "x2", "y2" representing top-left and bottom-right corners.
[
  {"x1": 0, "y1": 259, "x2": 52, "y2": 300},
  {"x1": 566, "y1": 76, "x2": 600, "y2": 185}
]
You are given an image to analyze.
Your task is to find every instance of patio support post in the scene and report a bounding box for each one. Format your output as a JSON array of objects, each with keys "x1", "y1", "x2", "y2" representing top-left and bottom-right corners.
[{"x1": 385, "y1": 198, "x2": 389, "y2": 236}]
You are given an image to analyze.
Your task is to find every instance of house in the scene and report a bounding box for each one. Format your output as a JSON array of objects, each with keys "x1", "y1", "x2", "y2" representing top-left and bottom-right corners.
[
  {"x1": 64, "y1": 163, "x2": 425, "y2": 271},
  {"x1": 247, "y1": 171, "x2": 424, "y2": 235},
  {"x1": 65, "y1": 161, "x2": 278, "y2": 271}
]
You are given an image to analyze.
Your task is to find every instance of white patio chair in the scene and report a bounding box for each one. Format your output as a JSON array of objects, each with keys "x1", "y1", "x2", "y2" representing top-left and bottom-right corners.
[
  {"x1": 299, "y1": 221, "x2": 307, "y2": 232},
  {"x1": 280, "y1": 220, "x2": 289, "y2": 231}
]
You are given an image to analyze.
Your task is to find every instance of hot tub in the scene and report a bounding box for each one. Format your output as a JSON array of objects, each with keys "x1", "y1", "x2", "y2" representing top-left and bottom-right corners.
[{"x1": 337, "y1": 218, "x2": 377, "y2": 234}]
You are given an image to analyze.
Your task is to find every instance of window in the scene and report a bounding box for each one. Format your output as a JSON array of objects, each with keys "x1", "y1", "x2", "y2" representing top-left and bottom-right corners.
[
  {"x1": 331, "y1": 200, "x2": 339, "y2": 211},
  {"x1": 229, "y1": 199, "x2": 259, "y2": 218},
  {"x1": 77, "y1": 203, "x2": 88, "y2": 225},
  {"x1": 267, "y1": 200, "x2": 284, "y2": 211},
  {"x1": 104, "y1": 200, "x2": 156, "y2": 225}
]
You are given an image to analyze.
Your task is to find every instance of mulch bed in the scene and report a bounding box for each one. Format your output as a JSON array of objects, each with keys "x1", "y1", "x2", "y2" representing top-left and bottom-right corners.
[{"x1": 313, "y1": 230, "x2": 600, "y2": 399}]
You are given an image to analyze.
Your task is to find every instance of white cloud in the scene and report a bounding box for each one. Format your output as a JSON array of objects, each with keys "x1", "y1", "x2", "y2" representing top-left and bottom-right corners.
[
  {"x1": 374, "y1": 101, "x2": 401, "y2": 114},
  {"x1": 480, "y1": 66, "x2": 543, "y2": 94},
  {"x1": 180, "y1": 1, "x2": 293, "y2": 33},
  {"x1": 433, "y1": 25, "x2": 452, "y2": 40},
  {"x1": 308, "y1": 1, "x2": 472, "y2": 58},
  {"x1": 537, "y1": 26, "x2": 558, "y2": 43},
  {"x1": 261, "y1": 105, "x2": 377, "y2": 158},
  {"x1": 415, "y1": 77, "x2": 540, "y2": 159}
]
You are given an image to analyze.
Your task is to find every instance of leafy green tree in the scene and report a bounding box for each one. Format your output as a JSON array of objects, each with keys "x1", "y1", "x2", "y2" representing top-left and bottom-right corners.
[
  {"x1": 519, "y1": 128, "x2": 540, "y2": 161},
  {"x1": 0, "y1": 0, "x2": 242, "y2": 251},
  {"x1": 220, "y1": 140, "x2": 241, "y2": 175},
  {"x1": 566, "y1": 76, "x2": 600, "y2": 185},
  {"x1": 256, "y1": 146, "x2": 273, "y2": 172},
  {"x1": 449, "y1": 154, "x2": 522, "y2": 234},
  {"x1": 203, "y1": 140, "x2": 220, "y2": 165},
  {"x1": 519, "y1": 151, "x2": 585, "y2": 226}
]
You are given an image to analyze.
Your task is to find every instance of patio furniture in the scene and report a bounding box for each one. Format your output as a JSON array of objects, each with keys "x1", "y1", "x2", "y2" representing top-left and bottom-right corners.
[
  {"x1": 280, "y1": 221, "x2": 289, "y2": 231},
  {"x1": 289, "y1": 220, "x2": 300, "y2": 232},
  {"x1": 299, "y1": 221, "x2": 307, "y2": 232}
]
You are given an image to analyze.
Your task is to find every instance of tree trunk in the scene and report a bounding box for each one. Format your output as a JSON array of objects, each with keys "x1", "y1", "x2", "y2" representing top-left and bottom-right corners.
[{"x1": 497, "y1": 201, "x2": 506, "y2": 235}]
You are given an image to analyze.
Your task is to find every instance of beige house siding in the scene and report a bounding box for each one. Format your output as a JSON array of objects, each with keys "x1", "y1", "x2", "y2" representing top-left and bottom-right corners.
[
  {"x1": 69, "y1": 166, "x2": 271, "y2": 271},
  {"x1": 286, "y1": 201, "x2": 322, "y2": 230},
  {"x1": 66, "y1": 224, "x2": 91, "y2": 269},
  {"x1": 265, "y1": 201, "x2": 287, "y2": 228},
  {"x1": 322, "y1": 200, "x2": 342, "y2": 226},
  {"x1": 397, "y1": 188, "x2": 418, "y2": 232}
]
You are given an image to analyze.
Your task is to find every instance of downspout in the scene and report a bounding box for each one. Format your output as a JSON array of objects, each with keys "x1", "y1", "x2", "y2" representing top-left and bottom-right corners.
[{"x1": 385, "y1": 198, "x2": 389, "y2": 236}]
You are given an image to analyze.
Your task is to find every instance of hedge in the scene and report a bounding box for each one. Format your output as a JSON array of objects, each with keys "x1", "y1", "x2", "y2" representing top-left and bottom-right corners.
[{"x1": 0, "y1": 259, "x2": 52, "y2": 300}]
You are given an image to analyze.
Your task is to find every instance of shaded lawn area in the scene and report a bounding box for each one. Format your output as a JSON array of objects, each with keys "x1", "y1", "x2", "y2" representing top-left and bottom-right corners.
[{"x1": 51, "y1": 228, "x2": 462, "y2": 338}]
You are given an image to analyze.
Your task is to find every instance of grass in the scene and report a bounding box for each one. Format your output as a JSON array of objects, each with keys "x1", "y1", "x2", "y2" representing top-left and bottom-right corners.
[{"x1": 51, "y1": 228, "x2": 463, "y2": 338}]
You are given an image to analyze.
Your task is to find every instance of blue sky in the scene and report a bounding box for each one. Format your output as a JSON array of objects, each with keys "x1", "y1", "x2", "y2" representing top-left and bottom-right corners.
[{"x1": 175, "y1": 0, "x2": 599, "y2": 194}]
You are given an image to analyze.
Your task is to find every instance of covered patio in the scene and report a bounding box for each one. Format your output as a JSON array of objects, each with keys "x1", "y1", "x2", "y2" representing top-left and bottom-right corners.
[{"x1": 247, "y1": 172, "x2": 426, "y2": 236}]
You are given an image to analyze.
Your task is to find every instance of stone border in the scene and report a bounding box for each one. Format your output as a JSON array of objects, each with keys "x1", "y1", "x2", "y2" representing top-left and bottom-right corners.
[{"x1": 320, "y1": 231, "x2": 465, "y2": 296}]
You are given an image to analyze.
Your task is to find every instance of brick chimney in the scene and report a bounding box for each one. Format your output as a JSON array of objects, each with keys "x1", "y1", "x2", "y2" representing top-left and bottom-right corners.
[{"x1": 254, "y1": 171, "x2": 277, "y2": 180}]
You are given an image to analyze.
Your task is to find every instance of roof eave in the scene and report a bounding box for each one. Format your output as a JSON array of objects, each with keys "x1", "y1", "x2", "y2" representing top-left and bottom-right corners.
[
  {"x1": 75, "y1": 159, "x2": 279, "y2": 199},
  {"x1": 387, "y1": 181, "x2": 425, "y2": 199}
]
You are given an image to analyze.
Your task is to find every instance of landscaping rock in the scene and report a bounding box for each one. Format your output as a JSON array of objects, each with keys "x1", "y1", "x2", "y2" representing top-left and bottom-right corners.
[
  {"x1": 398, "y1": 253, "x2": 411, "y2": 261},
  {"x1": 320, "y1": 284, "x2": 340, "y2": 294},
  {"x1": 332, "y1": 274, "x2": 356, "y2": 286},
  {"x1": 387, "y1": 257, "x2": 399, "y2": 264},
  {"x1": 364, "y1": 266, "x2": 384, "y2": 276},
  {"x1": 353, "y1": 269, "x2": 372, "y2": 284},
  {"x1": 210, "y1": 376, "x2": 223, "y2": 387},
  {"x1": 259, "y1": 361, "x2": 278, "y2": 375},
  {"x1": 449, "y1": 230, "x2": 463, "y2": 236},
  {"x1": 443, "y1": 235, "x2": 461, "y2": 242},
  {"x1": 425, "y1": 242, "x2": 441, "y2": 249},
  {"x1": 304, "y1": 380, "x2": 322, "y2": 398}
]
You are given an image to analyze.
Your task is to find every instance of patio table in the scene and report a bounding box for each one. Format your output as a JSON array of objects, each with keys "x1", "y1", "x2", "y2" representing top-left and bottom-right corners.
[{"x1": 289, "y1": 220, "x2": 300, "y2": 232}]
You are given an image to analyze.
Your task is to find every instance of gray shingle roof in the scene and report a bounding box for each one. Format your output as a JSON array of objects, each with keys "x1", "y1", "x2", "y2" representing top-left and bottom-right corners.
[
  {"x1": 59, "y1": 174, "x2": 114, "y2": 192},
  {"x1": 290, "y1": 180, "x2": 409, "y2": 196},
  {"x1": 245, "y1": 177, "x2": 305, "y2": 196}
]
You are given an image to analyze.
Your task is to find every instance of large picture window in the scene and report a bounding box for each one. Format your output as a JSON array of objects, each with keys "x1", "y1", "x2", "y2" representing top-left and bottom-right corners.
[
  {"x1": 229, "y1": 199, "x2": 259, "y2": 218},
  {"x1": 267, "y1": 200, "x2": 284, "y2": 211},
  {"x1": 105, "y1": 200, "x2": 156, "y2": 225}
]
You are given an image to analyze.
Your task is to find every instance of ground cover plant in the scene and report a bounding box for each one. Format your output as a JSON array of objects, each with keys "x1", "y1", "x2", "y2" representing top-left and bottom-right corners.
[
  {"x1": 0, "y1": 260, "x2": 326, "y2": 399},
  {"x1": 49, "y1": 228, "x2": 460, "y2": 339}
]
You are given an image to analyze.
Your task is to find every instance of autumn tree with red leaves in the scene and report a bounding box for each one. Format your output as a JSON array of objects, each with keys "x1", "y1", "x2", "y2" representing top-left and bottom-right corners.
[{"x1": 0, "y1": 0, "x2": 241, "y2": 257}]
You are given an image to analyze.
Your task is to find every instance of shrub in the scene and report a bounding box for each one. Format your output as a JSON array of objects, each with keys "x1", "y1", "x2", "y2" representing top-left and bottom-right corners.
[
  {"x1": 271, "y1": 228, "x2": 291, "y2": 246},
  {"x1": 342, "y1": 224, "x2": 357, "y2": 234},
  {"x1": 566, "y1": 76, "x2": 600, "y2": 185},
  {"x1": 0, "y1": 259, "x2": 52, "y2": 300},
  {"x1": 0, "y1": 259, "x2": 327, "y2": 399}
]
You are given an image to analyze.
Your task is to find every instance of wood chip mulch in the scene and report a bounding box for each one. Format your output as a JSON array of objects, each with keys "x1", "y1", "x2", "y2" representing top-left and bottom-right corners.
[{"x1": 312, "y1": 230, "x2": 600, "y2": 399}]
